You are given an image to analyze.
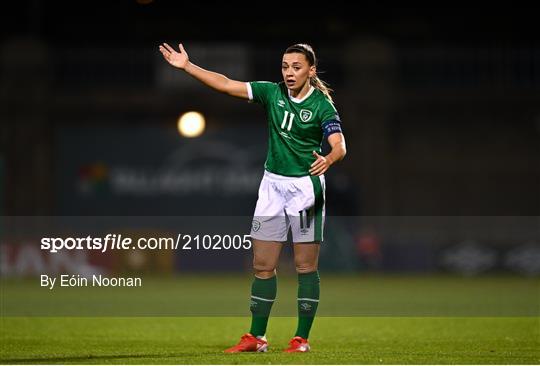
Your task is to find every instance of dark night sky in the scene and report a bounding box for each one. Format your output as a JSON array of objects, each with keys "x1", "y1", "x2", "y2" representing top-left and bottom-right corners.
[{"x1": 2, "y1": 3, "x2": 539, "y2": 45}]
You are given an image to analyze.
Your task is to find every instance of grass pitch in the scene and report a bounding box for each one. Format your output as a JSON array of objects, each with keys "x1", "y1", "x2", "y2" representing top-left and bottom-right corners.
[
  {"x1": 1, "y1": 317, "x2": 538, "y2": 364},
  {"x1": 1, "y1": 274, "x2": 539, "y2": 364}
]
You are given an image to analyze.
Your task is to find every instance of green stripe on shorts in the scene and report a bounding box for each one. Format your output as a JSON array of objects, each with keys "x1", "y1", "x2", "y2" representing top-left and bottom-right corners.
[{"x1": 309, "y1": 176, "x2": 324, "y2": 242}]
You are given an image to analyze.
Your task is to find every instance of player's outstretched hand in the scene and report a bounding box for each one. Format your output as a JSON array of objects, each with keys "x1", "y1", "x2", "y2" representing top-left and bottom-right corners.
[
  {"x1": 159, "y1": 43, "x2": 189, "y2": 69},
  {"x1": 309, "y1": 151, "x2": 330, "y2": 176}
]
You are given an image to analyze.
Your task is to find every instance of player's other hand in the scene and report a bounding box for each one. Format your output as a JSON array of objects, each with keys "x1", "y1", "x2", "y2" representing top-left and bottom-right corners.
[
  {"x1": 309, "y1": 151, "x2": 330, "y2": 176},
  {"x1": 159, "y1": 43, "x2": 189, "y2": 69}
]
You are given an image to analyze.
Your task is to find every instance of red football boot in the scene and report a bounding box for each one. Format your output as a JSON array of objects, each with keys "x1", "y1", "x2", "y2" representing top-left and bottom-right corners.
[
  {"x1": 283, "y1": 336, "x2": 310, "y2": 352},
  {"x1": 224, "y1": 333, "x2": 268, "y2": 353}
]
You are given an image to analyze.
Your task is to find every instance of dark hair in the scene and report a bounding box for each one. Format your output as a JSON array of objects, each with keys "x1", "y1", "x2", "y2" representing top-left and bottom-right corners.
[{"x1": 285, "y1": 43, "x2": 333, "y2": 102}]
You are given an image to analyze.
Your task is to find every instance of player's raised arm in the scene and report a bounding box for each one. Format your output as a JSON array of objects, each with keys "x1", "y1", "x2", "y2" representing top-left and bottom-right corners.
[{"x1": 159, "y1": 42, "x2": 249, "y2": 99}]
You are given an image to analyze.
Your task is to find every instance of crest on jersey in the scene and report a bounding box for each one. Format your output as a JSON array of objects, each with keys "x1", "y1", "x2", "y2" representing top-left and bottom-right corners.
[{"x1": 300, "y1": 109, "x2": 313, "y2": 122}]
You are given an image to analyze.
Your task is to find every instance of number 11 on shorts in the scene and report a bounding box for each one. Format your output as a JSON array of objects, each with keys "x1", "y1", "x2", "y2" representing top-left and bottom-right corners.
[{"x1": 298, "y1": 209, "x2": 312, "y2": 230}]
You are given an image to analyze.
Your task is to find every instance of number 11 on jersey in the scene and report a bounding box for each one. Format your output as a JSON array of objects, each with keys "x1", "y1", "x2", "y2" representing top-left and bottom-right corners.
[{"x1": 281, "y1": 111, "x2": 295, "y2": 131}]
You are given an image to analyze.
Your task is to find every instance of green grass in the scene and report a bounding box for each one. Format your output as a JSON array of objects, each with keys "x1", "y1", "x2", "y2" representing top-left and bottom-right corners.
[
  {"x1": 1, "y1": 317, "x2": 538, "y2": 364},
  {"x1": 1, "y1": 274, "x2": 539, "y2": 316},
  {"x1": 1, "y1": 275, "x2": 539, "y2": 363}
]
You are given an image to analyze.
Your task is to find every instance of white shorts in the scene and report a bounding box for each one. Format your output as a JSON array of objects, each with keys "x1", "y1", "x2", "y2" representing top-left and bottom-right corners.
[{"x1": 250, "y1": 170, "x2": 326, "y2": 243}]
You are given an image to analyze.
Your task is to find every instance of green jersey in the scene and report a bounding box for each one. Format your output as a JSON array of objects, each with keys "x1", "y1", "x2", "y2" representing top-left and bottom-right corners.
[{"x1": 249, "y1": 81, "x2": 340, "y2": 177}]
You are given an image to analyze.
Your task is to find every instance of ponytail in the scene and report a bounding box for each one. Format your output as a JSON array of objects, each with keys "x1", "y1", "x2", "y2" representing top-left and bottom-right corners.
[
  {"x1": 310, "y1": 75, "x2": 333, "y2": 103},
  {"x1": 285, "y1": 43, "x2": 333, "y2": 102}
]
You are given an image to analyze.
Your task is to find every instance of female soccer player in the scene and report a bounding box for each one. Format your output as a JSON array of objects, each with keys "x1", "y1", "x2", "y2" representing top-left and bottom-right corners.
[{"x1": 159, "y1": 42, "x2": 346, "y2": 353}]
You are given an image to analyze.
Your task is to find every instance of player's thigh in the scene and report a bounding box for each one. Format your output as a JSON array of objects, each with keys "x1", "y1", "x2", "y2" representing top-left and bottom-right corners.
[
  {"x1": 253, "y1": 239, "x2": 283, "y2": 271},
  {"x1": 251, "y1": 173, "x2": 289, "y2": 242},
  {"x1": 293, "y1": 242, "x2": 320, "y2": 272}
]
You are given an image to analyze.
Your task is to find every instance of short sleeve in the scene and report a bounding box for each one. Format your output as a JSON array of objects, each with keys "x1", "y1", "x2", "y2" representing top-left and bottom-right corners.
[
  {"x1": 249, "y1": 81, "x2": 278, "y2": 105},
  {"x1": 320, "y1": 99, "x2": 341, "y2": 124}
]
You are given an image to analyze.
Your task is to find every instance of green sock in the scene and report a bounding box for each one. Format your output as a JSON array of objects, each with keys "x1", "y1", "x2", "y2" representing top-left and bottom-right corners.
[
  {"x1": 249, "y1": 275, "x2": 277, "y2": 337},
  {"x1": 295, "y1": 271, "x2": 320, "y2": 339}
]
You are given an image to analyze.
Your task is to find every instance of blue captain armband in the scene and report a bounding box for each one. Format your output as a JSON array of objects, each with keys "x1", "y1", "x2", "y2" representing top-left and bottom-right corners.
[{"x1": 322, "y1": 119, "x2": 342, "y2": 139}]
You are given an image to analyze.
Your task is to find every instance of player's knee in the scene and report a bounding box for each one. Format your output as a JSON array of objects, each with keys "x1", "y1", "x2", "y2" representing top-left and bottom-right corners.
[
  {"x1": 294, "y1": 254, "x2": 318, "y2": 273},
  {"x1": 254, "y1": 269, "x2": 276, "y2": 279},
  {"x1": 253, "y1": 258, "x2": 277, "y2": 274},
  {"x1": 295, "y1": 262, "x2": 318, "y2": 274}
]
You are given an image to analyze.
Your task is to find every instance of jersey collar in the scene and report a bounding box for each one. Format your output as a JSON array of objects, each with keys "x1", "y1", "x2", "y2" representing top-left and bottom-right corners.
[{"x1": 288, "y1": 85, "x2": 315, "y2": 104}]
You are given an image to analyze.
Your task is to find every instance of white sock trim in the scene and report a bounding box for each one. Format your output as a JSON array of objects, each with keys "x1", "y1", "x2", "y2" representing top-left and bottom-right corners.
[
  {"x1": 297, "y1": 297, "x2": 319, "y2": 302},
  {"x1": 251, "y1": 295, "x2": 275, "y2": 302}
]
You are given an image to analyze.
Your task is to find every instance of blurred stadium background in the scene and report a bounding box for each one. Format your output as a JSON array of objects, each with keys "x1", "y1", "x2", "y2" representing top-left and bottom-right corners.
[
  {"x1": 1, "y1": 3, "x2": 539, "y2": 364},
  {"x1": 1, "y1": 3, "x2": 539, "y2": 295}
]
